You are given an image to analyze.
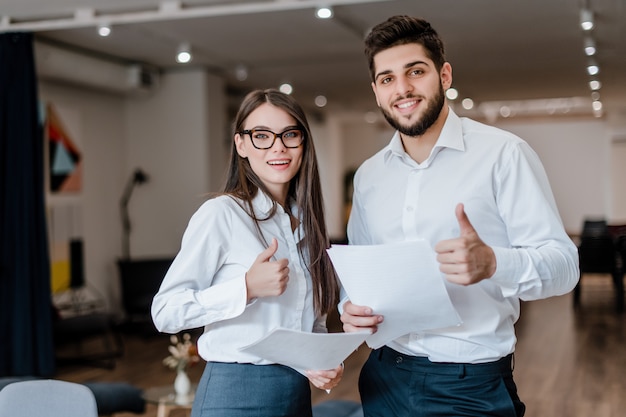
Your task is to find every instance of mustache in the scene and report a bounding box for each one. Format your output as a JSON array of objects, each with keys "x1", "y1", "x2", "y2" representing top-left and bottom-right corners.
[{"x1": 392, "y1": 94, "x2": 424, "y2": 106}]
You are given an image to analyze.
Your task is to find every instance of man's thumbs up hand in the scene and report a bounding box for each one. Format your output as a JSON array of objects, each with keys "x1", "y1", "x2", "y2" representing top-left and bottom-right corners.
[{"x1": 434, "y1": 203, "x2": 496, "y2": 285}]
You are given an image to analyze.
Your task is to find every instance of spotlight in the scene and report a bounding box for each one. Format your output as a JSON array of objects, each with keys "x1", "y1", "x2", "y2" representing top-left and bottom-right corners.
[
  {"x1": 589, "y1": 80, "x2": 602, "y2": 90},
  {"x1": 234, "y1": 64, "x2": 248, "y2": 81},
  {"x1": 279, "y1": 83, "x2": 293, "y2": 94},
  {"x1": 176, "y1": 42, "x2": 192, "y2": 64},
  {"x1": 314, "y1": 95, "x2": 327, "y2": 107},
  {"x1": 461, "y1": 98, "x2": 474, "y2": 110},
  {"x1": 364, "y1": 111, "x2": 378, "y2": 124},
  {"x1": 445, "y1": 88, "x2": 459, "y2": 100},
  {"x1": 97, "y1": 23, "x2": 111, "y2": 37},
  {"x1": 592, "y1": 100, "x2": 603, "y2": 111},
  {"x1": 315, "y1": 7, "x2": 333, "y2": 19},
  {"x1": 499, "y1": 106, "x2": 512, "y2": 118},
  {"x1": 584, "y1": 37, "x2": 596, "y2": 56},
  {"x1": 586, "y1": 61, "x2": 599, "y2": 76},
  {"x1": 580, "y1": 8, "x2": 594, "y2": 31}
]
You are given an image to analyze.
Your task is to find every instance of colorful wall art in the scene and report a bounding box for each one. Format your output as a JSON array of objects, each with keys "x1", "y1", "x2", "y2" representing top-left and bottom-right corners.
[{"x1": 47, "y1": 103, "x2": 82, "y2": 193}]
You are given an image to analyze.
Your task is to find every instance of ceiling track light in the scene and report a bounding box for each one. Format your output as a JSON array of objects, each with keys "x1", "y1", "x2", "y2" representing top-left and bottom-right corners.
[
  {"x1": 586, "y1": 60, "x2": 599, "y2": 76},
  {"x1": 592, "y1": 100, "x2": 603, "y2": 112},
  {"x1": 315, "y1": 6, "x2": 333, "y2": 19},
  {"x1": 580, "y1": 8, "x2": 594, "y2": 31},
  {"x1": 97, "y1": 23, "x2": 111, "y2": 37},
  {"x1": 176, "y1": 42, "x2": 192, "y2": 64},
  {"x1": 583, "y1": 37, "x2": 596, "y2": 56},
  {"x1": 589, "y1": 79, "x2": 602, "y2": 91},
  {"x1": 234, "y1": 64, "x2": 248, "y2": 81},
  {"x1": 279, "y1": 83, "x2": 293, "y2": 95}
]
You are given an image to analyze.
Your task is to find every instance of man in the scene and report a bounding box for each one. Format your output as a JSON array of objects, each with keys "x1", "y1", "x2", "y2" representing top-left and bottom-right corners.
[{"x1": 340, "y1": 15, "x2": 579, "y2": 417}]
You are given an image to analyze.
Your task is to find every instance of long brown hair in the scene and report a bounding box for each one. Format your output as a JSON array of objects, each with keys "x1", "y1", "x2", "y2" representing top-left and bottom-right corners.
[{"x1": 223, "y1": 89, "x2": 339, "y2": 316}]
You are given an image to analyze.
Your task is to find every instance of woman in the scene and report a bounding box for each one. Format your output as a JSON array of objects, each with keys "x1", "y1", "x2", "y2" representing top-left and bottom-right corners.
[{"x1": 152, "y1": 89, "x2": 342, "y2": 417}]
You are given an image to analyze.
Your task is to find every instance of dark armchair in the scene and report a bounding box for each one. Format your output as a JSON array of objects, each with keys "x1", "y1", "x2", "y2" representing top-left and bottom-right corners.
[
  {"x1": 117, "y1": 258, "x2": 173, "y2": 333},
  {"x1": 573, "y1": 219, "x2": 624, "y2": 312}
]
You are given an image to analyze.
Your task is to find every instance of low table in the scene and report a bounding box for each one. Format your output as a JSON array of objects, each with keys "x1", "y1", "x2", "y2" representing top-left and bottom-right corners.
[{"x1": 143, "y1": 384, "x2": 197, "y2": 417}]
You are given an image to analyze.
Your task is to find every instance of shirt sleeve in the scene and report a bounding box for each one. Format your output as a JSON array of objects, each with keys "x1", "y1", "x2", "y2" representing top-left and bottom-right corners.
[
  {"x1": 151, "y1": 199, "x2": 248, "y2": 333},
  {"x1": 488, "y1": 141, "x2": 580, "y2": 300}
]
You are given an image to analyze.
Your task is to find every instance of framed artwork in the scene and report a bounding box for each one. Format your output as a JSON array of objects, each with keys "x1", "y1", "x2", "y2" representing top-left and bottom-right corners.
[
  {"x1": 46, "y1": 103, "x2": 82, "y2": 193},
  {"x1": 44, "y1": 102, "x2": 83, "y2": 292}
]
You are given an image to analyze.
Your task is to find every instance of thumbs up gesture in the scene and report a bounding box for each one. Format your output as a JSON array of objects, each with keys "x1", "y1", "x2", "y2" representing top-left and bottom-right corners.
[
  {"x1": 245, "y1": 238, "x2": 290, "y2": 301},
  {"x1": 434, "y1": 203, "x2": 496, "y2": 285}
]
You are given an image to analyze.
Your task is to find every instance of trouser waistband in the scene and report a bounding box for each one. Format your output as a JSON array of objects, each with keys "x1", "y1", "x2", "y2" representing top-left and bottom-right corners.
[{"x1": 376, "y1": 345, "x2": 514, "y2": 376}]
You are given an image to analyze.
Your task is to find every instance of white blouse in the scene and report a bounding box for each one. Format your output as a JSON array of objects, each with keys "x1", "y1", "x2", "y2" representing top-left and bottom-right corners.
[{"x1": 152, "y1": 191, "x2": 326, "y2": 364}]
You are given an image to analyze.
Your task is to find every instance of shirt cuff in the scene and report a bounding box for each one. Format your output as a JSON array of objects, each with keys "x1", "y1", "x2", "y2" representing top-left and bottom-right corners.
[
  {"x1": 488, "y1": 246, "x2": 522, "y2": 296},
  {"x1": 195, "y1": 275, "x2": 248, "y2": 322}
]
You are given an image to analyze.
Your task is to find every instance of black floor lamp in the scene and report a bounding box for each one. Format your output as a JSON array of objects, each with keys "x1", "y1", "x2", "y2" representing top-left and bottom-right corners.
[{"x1": 120, "y1": 168, "x2": 148, "y2": 260}]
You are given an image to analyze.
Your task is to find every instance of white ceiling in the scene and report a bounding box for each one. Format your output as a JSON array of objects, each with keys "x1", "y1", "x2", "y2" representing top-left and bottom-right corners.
[{"x1": 2, "y1": 0, "x2": 625, "y2": 117}]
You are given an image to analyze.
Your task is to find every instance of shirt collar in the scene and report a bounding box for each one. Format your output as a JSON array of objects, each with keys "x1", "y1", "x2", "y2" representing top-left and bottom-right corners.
[
  {"x1": 436, "y1": 108, "x2": 465, "y2": 152},
  {"x1": 383, "y1": 107, "x2": 465, "y2": 163},
  {"x1": 251, "y1": 190, "x2": 275, "y2": 216},
  {"x1": 251, "y1": 190, "x2": 297, "y2": 218}
]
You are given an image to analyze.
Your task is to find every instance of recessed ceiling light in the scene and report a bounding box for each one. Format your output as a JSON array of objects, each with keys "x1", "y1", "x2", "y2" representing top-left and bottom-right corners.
[
  {"x1": 592, "y1": 100, "x2": 603, "y2": 111},
  {"x1": 586, "y1": 61, "x2": 599, "y2": 76},
  {"x1": 176, "y1": 42, "x2": 192, "y2": 64},
  {"x1": 279, "y1": 83, "x2": 293, "y2": 94},
  {"x1": 315, "y1": 7, "x2": 333, "y2": 19},
  {"x1": 364, "y1": 111, "x2": 378, "y2": 124},
  {"x1": 234, "y1": 65, "x2": 248, "y2": 81},
  {"x1": 97, "y1": 24, "x2": 111, "y2": 37},
  {"x1": 461, "y1": 98, "x2": 474, "y2": 110},
  {"x1": 445, "y1": 88, "x2": 458, "y2": 100},
  {"x1": 584, "y1": 37, "x2": 596, "y2": 56},
  {"x1": 314, "y1": 95, "x2": 327, "y2": 107},
  {"x1": 589, "y1": 80, "x2": 602, "y2": 90},
  {"x1": 580, "y1": 8, "x2": 594, "y2": 31}
]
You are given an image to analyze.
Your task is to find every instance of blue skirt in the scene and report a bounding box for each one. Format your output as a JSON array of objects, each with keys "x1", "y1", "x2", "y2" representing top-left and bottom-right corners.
[{"x1": 191, "y1": 362, "x2": 312, "y2": 417}]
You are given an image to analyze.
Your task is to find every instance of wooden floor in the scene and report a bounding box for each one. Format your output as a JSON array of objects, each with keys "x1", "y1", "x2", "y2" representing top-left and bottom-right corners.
[{"x1": 55, "y1": 273, "x2": 625, "y2": 417}]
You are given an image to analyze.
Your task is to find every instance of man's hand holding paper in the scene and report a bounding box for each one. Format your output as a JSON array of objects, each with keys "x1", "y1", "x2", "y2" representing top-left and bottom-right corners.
[{"x1": 327, "y1": 240, "x2": 461, "y2": 348}]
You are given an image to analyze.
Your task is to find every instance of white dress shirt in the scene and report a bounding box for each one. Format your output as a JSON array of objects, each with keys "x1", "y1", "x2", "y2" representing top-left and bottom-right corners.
[
  {"x1": 152, "y1": 191, "x2": 326, "y2": 364},
  {"x1": 347, "y1": 108, "x2": 579, "y2": 363}
]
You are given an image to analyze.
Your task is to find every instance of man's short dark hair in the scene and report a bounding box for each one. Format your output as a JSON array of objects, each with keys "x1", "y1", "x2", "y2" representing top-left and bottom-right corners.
[{"x1": 364, "y1": 15, "x2": 446, "y2": 81}]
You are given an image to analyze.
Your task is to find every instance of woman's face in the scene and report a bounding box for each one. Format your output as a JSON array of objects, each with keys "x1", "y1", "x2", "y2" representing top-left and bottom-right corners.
[{"x1": 234, "y1": 103, "x2": 304, "y2": 205}]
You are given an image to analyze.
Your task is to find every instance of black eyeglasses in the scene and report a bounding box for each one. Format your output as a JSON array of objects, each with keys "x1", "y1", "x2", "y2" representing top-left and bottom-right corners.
[{"x1": 240, "y1": 128, "x2": 304, "y2": 149}]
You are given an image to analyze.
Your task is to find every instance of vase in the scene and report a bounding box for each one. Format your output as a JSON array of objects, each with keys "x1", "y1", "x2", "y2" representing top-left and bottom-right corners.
[{"x1": 174, "y1": 368, "x2": 191, "y2": 404}]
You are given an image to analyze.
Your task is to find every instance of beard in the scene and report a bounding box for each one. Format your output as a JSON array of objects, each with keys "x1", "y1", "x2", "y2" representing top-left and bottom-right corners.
[{"x1": 380, "y1": 84, "x2": 445, "y2": 137}]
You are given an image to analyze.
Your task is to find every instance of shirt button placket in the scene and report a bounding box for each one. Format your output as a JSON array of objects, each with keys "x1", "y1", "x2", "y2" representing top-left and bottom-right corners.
[{"x1": 403, "y1": 170, "x2": 421, "y2": 239}]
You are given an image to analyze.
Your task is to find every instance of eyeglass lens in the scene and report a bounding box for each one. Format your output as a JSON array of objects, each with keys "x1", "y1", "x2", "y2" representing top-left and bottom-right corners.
[{"x1": 247, "y1": 129, "x2": 303, "y2": 149}]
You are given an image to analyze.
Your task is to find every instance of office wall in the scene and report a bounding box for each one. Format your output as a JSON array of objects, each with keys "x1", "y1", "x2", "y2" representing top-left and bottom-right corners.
[
  {"x1": 40, "y1": 81, "x2": 127, "y2": 309},
  {"x1": 610, "y1": 141, "x2": 626, "y2": 223},
  {"x1": 124, "y1": 69, "x2": 227, "y2": 259},
  {"x1": 495, "y1": 117, "x2": 611, "y2": 233}
]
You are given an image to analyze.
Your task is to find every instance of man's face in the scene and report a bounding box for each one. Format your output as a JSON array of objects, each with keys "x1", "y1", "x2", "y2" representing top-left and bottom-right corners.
[{"x1": 371, "y1": 43, "x2": 452, "y2": 137}]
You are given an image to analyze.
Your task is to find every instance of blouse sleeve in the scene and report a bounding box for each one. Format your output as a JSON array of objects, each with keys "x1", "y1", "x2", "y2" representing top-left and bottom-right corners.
[{"x1": 151, "y1": 198, "x2": 249, "y2": 333}]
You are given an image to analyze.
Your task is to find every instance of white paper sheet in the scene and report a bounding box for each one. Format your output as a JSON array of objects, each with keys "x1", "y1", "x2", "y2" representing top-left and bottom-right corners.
[
  {"x1": 327, "y1": 240, "x2": 461, "y2": 349},
  {"x1": 239, "y1": 328, "x2": 369, "y2": 373}
]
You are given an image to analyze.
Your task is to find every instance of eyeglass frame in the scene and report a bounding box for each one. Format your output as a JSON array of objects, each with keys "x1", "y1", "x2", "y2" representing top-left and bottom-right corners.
[{"x1": 239, "y1": 128, "x2": 305, "y2": 150}]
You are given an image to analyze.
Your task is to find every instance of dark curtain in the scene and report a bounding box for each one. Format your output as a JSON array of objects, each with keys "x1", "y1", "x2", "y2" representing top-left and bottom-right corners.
[{"x1": 0, "y1": 32, "x2": 55, "y2": 377}]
